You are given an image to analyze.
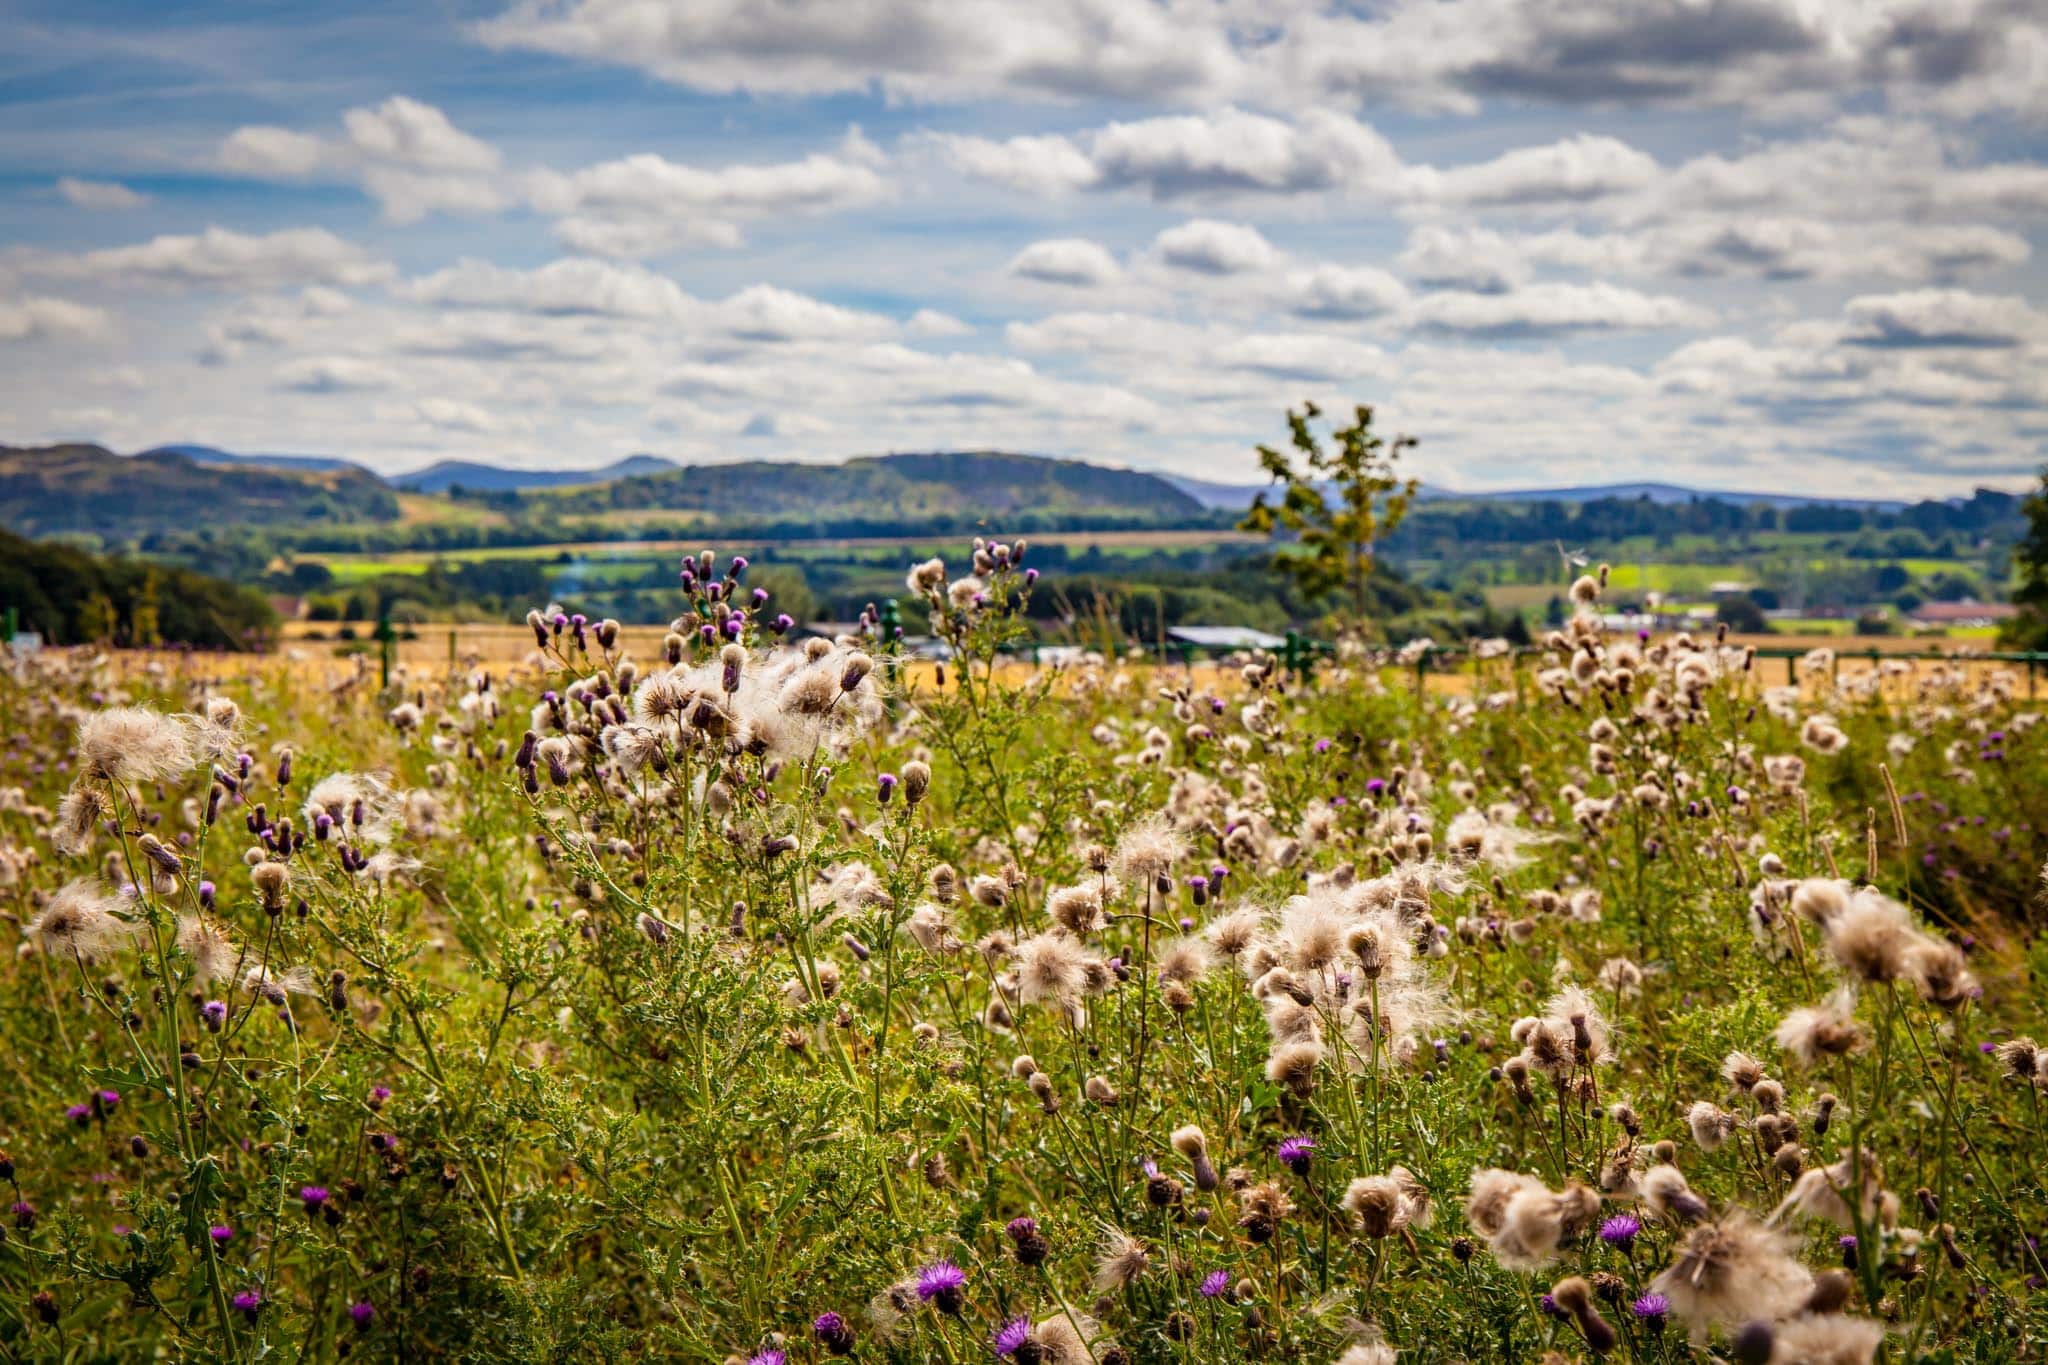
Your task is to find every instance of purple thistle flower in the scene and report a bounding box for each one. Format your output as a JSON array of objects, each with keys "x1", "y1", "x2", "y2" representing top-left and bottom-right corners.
[
  {"x1": 201, "y1": 1000, "x2": 228, "y2": 1032},
  {"x1": 232, "y1": 1289, "x2": 262, "y2": 1318},
  {"x1": 349, "y1": 1300, "x2": 376, "y2": 1327},
  {"x1": 65, "y1": 1104, "x2": 91, "y2": 1126},
  {"x1": 1277, "y1": 1134, "x2": 1314, "y2": 1176},
  {"x1": 1632, "y1": 1292, "x2": 1669, "y2": 1323},
  {"x1": 993, "y1": 1316, "x2": 1032, "y2": 1356},
  {"x1": 813, "y1": 1310, "x2": 855, "y2": 1355},
  {"x1": 300, "y1": 1186, "x2": 330, "y2": 1209},
  {"x1": 915, "y1": 1259, "x2": 968, "y2": 1315},
  {"x1": 1199, "y1": 1269, "x2": 1230, "y2": 1298},
  {"x1": 209, "y1": 1225, "x2": 234, "y2": 1245},
  {"x1": 1599, "y1": 1213, "x2": 1641, "y2": 1249},
  {"x1": 11, "y1": 1200, "x2": 35, "y2": 1229},
  {"x1": 746, "y1": 1352, "x2": 786, "y2": 1365}
]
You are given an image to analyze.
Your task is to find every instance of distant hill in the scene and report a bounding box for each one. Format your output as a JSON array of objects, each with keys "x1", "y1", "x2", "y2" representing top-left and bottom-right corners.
[
  {"x1": 0, "y1": 444, "x2": 400, "y2": 540},
  {"x1": 1164, "y1": 474, "x2": 1910, "y2": 513},
  {"x1": 527, "y1": 450, "x2": 1210, "y2": 531},
  {"x1": 393, "y1": 454, "x2": 680, "y2": 493},
  {"x1": 140, "y1": 444, "x2": 377, "y2": 477}
]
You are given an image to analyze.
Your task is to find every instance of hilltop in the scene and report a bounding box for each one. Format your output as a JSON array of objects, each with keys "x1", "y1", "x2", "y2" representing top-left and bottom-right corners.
[{"x1": 0, "y1": 444, "x2": 400, "y2": 542}]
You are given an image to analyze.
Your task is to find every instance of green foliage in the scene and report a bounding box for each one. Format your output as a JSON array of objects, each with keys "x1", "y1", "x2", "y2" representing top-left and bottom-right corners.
[
  {"x1": 1, "y1": 542, "x2": 2046, "y2": 1363},
  {"x1": 1240, "y1": 402, "x2": 1420, "y2": 627},
  {"x1": 0, "y1": 525, "x2": 276, "y2": 648}
]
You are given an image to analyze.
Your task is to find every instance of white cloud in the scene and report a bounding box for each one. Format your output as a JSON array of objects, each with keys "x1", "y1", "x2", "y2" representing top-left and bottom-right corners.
[
  {"x1": 475, "y1": 0, "x2": 1241, "y2": 104},
  {"x1": 1154, "y1": 219, "x2": 1281, "y2": 274},
  {"x1": 1412, "y1": 135, "x2": 1659, "y2": 208},
  {"x1": 524, "y1": 132, "x2": 889, "y2": 257},
  {"x1": 399, "y1": 257, "x2": 699, "y2": 321},
  {"x1": 56, "y1": 177, "x2": 150, "y2": 211},
  {"x1": 0, "y1": 295, "x2": 110, "y2": 344},
  {"x1": 342, "y1": 96, "x2": 501, "y2": 174},
  {"x1": 27, "y1": 227, "x2": 395, "y2": 292},
  {"x1": 219, "y1": 97, "x2": 510, "y2": 223},
  {"x1": 473, "y1": 0, "x2": 2048, "y2": 119},
  {"x1": 275, "y1": 356, "x2": 401, "y2": 393},
  {"x1": 1413, "y1": 282, "x2": 1713, "y2": 337},
  {"x1": 1284, "y1": 264, "x2": 1409, "y2": 319},
  {"x1": 1006, "y1": 238, "x2": 1123, "y2": 286},
  {"x1": 1841, "y1": 289, "x2": 2046, "y2": 348},
  {"x1": 929, "y1": 107, "x2": 1403, "y2": 203},
  {"x1": 907, "y1": 308, "x2": 973, "y2": 337}
]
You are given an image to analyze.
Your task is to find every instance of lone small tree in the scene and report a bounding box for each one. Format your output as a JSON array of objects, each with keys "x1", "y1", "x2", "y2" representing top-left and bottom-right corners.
[
  {"x1": 2003, "y1": 465, "x2": 2048, "y2": 648},
  {"x1": 1239, "y1": 400, "x2": 1419, "y2": 626}
]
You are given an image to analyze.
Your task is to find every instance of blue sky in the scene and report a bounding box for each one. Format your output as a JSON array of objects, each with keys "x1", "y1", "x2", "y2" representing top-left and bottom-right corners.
[{"x1": 1, "y1": 0, "x2": 2044, "y2": 495}]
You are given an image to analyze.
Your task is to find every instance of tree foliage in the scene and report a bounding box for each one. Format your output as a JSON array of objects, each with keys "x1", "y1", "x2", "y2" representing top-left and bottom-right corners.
[{"x1": 1239, "y1": 401, "x2": 1419, "y2": 625}]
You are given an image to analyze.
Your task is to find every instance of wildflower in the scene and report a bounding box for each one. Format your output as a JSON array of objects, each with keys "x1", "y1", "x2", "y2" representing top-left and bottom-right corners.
[
  {"x1": 1171, "y1": 1124, "x2": 1219, "y2": 1191},
  {"x1": 176, "y1": 916, "x2": 238, "y2": 983},
  {"x1": 1600, "y1": 1214, "x2": 1641, "y2": 1250},
  {"x1": 26, "y1": 880, "x2": 134, "y2": 963},
  {"x1": 993, "y1": 1316, "x2": 1032, "y2": 1357},
  {"x1": 813, "y1": 1310, "x2": 855, "y2": 1356},
  {"x1": 914, "y1": 1259, "x2": 967, "y2": 1315},
  {"x1": 1632, "y1": 1292, "x2": 1671, "y2": 1332},
  {"x1": 1277, "y1": 1134, "x2": 1314, "y2": 1176},
  {"x1": 65, "y1": 1103, "x2": 90, "y2": 1126},
  {"x1": 1111, "y1": 816, "x2": 1186, "y2": 887},
  {"x1": 745, "y1": 1351, "x2": 785, "y2": 1365},
  {"x1": 200, "y1": 1000, "x2": 229, "y2": 1032},
  {"x1": 52, "y1": 785, "x2": 110, "y2": 855},
  {"x1": 1549, "y1": 1276, "x2": 1618, "y2": 1354},
  {"x1": 209, "y1": 1225, "x2": 234, "y2": 1246},
  {"x1": 1770, "y1": 1313, "x2": 1884, "y2": 1364},
  {"x1": 349, "y1": 1301, "x2": 375, "y2": 1328},
  {"x1": 1006, "y1": 1215, "x2": 1050, "y2": 1266},
  {"x1": 1464, "y1": 1168, "x2": 1601, "y2": 1270},
  {"x1": 299, "y1": 1186, "x2": 330, "y2": 1211},
  {"x1": 1199, "y1": 1269, "x2": 1230, "y2": 1298},
  {"x1": 11, "y1": 1201, "x2": 34, "y2": 1230},
  {"x1": 1343, "y1": 1167, "x2": 1431, "y2": 1238},
  {"x1": 1093, "y1": 1225, "x2": 1149, "y2": 1291},
  {"x1": 76, "y1": 707, "x2": 193, "y2": 784},
  {"x1": 1775, "y1": 990, "x2": 1867, "y2": 1069},
  {"x1": 1651, "y1": 1215, "x2": 1812, "y2": 1334}
]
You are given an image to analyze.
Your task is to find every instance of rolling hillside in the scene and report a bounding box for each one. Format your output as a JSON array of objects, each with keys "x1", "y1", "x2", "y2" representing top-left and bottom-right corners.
[
  {"x1": 0, "y1": 444, "x2": 400, "y2": 540},
  {"x1": 526, "y1": 450, "x2": 1210, "y2": 530}
]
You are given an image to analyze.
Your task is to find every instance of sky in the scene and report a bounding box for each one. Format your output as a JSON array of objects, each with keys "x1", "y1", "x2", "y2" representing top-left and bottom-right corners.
[{"x1": 1, "y1": 0, "x2": 2045, "y2": 496}]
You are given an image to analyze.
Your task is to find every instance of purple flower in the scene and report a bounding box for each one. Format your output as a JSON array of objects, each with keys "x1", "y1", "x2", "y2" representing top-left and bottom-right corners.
[
  {"x1": 201, "y1": 1000, "x2": 228, "y2": 1032},
  {"x1": 1599, "y1": 1213, "x2": 1641, "y2": 1249},
  {"x1": 1365, "y1": 778, "x2": 1386, "y2": 796},
  {"x1": 369, "y1": 1085, "x2": 391, "y2": 1107},
  {"x1": 300, "y1": 1186, "x2": 330, "y2": 1209},
  {"x1": 1199, "y1": 1270, "x2": 1230, "y2": 1298},
  {"x1": 232, "y1": 1289, "x2": 262, "y2": 1318},
  {"x1": 746, "y1": 1352, "x2": 786, "y2": 1365},
  {"x1": 1314, "y1": 738, "x2": 1332, "y2": 754},
  {"x1": 813, "y1": 1310, "x2": 855, "y2": 1355},
  {"x1": 1277, "y1": 1134, "x2": 1314, "y2": 1176},
  {"x1": 349, "y1": 1301, "x2": 376, "y2": 1327},
  {"x1": 915, "y1": 1259, "x2": 968, "y2": 1314},
  {"x1": 209, "y1": 1225, "x2": 235, "y2": 1246},
  {"x1": 993, "y1": 1316, "x2": 1032, "y2": 1356},
  {"x1": 65, "y1": 1104, "x2": 91, "y2": 1126},
  {"x1": 12, "y1": 1200, "x2": 35, "y2": 1229},
  {"x1": 1632, "y1": 1292, "x2": 1669, "y2": 1323}
]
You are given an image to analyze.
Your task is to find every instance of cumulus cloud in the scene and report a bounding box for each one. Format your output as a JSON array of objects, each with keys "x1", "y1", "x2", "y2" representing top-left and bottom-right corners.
[
  {"x1": 56, "y1": 178, "x2": 149, "y2": 211},
  {"x1": 476, "y1": 0, "x2": 1241, "y2": 104},
  {"x1": 927, "y1": 107, "x2": 1403, "y2": 203},
  {"x1": 1413, "y1": 282, "x2": 1713, "y2": 337},
  {"x1": 275, "y1": 356, "x2": 401, "y2": 393},
  {"x1": 1154, "y1": 219, "x2": 1281, "y2": 274},
  {"x1": 1284, "y1": 264, "x2": 1410, "y2": 319},
  {"x1": 1841, "y1": 289, "x2": 2046, "y2": 348},
  {"x1": 25, "y1": 227, "x2": 395, "y2": 292},
  {"x1": 1007, "y1": 238, "x2": 1123, "y2": 286},
  {"x1": 525, "y1": 130, "x2": 889, "y2": 257},
  {"x1": 0, "y1": 295, "x2": 110, "y2": 344},
  {"x1": 220, "y1": 97, "x2": 510, "y2": 224}
]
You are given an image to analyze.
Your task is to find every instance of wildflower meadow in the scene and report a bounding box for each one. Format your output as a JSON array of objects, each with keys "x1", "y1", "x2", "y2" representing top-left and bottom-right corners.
[{"x1": 1, "y1": 544, "x2": 2045, "y2": 1364}]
